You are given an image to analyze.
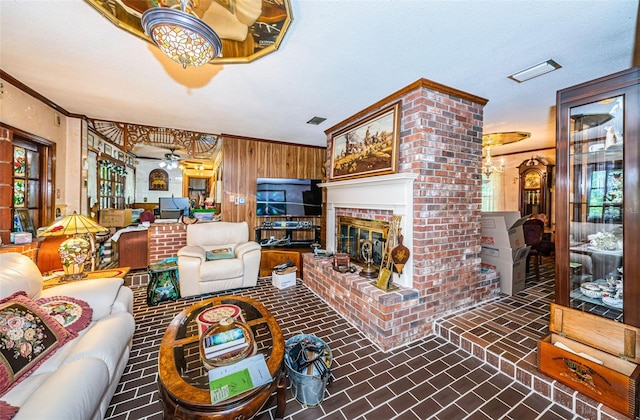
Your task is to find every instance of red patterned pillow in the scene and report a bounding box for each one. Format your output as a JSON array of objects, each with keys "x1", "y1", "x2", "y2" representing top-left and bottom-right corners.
[
  {"x1": 0, "y1": 292, "x2": 77, "y2": 397},
  {"x1": 36, "y1": 296, "x2": 93, "y2": 334},
  {"x1": 0, "y1": 400, "x2": 19, "y2": 419}
]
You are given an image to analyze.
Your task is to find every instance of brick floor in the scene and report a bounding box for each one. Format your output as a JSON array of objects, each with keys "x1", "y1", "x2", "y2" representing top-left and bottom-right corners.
[{"x1": 105, "y1": 258, "x2": 614, "y2": 420}]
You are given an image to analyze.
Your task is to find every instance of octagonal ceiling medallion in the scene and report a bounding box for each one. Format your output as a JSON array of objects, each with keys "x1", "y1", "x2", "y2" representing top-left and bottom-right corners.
[{"x1": 84, "y1": 0, "x2": 292, "y2": 64}]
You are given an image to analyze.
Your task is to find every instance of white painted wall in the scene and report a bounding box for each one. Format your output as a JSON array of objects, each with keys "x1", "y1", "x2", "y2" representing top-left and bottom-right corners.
[
  {"x1": 0, "y1": 78, "x2": 82, "y2": 215},
  {"x1": 482, "y1": 148, "x2": 556, "y2": 223},
  {"x1": 134, "y1": 158, "x2": 183, "y2": 204}
]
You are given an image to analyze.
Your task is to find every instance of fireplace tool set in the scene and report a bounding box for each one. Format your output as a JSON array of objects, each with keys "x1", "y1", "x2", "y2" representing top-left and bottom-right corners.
[{"x1": 372, "y1": 215, "x2": 410, "y2": 291}]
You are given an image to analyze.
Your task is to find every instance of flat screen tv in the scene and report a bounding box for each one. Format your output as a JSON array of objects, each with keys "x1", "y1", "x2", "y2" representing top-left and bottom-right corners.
[
  {"x1": 158, "y1": 197, "x2": 190, "y2": 219},
  {"x1": 256, "y1": 178, "x2": 322, "y2": 216}
]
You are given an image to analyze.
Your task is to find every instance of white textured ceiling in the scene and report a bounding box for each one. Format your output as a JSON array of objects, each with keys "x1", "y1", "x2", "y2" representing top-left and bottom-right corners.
[{"x1": 1, "y1": 1, "x2": 638, "y2": 156}]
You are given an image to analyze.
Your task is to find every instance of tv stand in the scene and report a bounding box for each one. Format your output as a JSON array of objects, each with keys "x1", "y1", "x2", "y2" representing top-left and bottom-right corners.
[{"x1": 255, "y1": 220, "x2": 321, "y2": 248}]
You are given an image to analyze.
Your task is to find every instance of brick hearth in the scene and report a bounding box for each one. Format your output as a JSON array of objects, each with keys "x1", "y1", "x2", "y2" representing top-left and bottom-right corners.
[{"x1": 310, "y1": 78, "x2": 501, "y2": 350}]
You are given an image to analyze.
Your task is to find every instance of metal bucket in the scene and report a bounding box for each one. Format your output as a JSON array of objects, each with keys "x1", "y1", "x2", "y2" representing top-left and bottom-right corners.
[{"x1": 284, "y1": 334, "x2": 332, "y2": 407}]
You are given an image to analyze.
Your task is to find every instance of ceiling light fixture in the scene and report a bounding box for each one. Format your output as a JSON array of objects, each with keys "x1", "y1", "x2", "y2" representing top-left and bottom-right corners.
[
  {"x1": 482, "y1": 146, "x2": 504, "y2": 178},
  {"x1": 482, "y1": 131, "x2": 531, "y2": 147},
  {"x1": 160, "y1": 151, "x2": 181, "y2": 170},
  {"x1": 508, "y1": 59, "x2": 561, "y2": 83},
  {"x1": 481, "y1": 131, "x2": 531, "y2": 178},
  {"x1": 141, "y1": 0, "x2": 222, "y2": 69}
]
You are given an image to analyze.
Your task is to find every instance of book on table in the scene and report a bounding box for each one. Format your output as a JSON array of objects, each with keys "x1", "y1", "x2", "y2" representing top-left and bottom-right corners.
[
  {"x1": 208, "y1": 354, "x2": 272, "y2": 404},
  {"x1": 204, "y1": 327, "x2": 248, "y2": 357}
]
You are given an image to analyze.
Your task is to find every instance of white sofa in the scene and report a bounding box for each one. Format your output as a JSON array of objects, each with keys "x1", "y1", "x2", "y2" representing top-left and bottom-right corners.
[
  {"x1": 0, "y1": 252, "x2": 135, "y2": 420},
  {"x1": 177, "y1": 221, "x2": 262, "y2": 298}
]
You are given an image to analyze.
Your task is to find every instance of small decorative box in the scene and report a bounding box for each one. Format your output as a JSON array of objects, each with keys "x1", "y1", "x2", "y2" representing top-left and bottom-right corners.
[
  {"x1": 13, "y1": 232, "x2": 33, "y2": 244},
  {"x1": 196, "y1": 304, "x2": 244, "y2": 337}
]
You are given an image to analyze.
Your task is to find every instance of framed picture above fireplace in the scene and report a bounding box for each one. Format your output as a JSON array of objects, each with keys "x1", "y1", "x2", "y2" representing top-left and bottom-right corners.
[{"x1": 329, "y1": 101, "x2": 400, "y2": 181}]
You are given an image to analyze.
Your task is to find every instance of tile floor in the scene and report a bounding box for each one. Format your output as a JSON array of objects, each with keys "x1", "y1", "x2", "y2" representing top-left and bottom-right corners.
[{"x1": 105, "y1": 258, "x2": 627, "y2": 420}]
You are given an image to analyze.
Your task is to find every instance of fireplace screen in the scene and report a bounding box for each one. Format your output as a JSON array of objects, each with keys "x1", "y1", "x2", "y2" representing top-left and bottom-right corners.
[{"x1": 337, "y1": 216, "x2": 388, "y2": 266}]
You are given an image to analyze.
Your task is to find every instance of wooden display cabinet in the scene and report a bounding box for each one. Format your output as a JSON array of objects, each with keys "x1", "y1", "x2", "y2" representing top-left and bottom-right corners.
[
  {"x1": 555, "y1": 66, "x2": 640, "y2": 326},
  {"x1": 98, "y1": 157, "x2": 126, "y2": 210}
]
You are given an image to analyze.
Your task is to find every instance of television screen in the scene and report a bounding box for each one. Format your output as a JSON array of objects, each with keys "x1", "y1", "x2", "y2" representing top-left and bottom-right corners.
[
  {"x1": 256, "y1": 178, "x2": 322, "y2": 217},
  {"x1": 159, "y1": 197, "x2": 190, "y2": 219}
]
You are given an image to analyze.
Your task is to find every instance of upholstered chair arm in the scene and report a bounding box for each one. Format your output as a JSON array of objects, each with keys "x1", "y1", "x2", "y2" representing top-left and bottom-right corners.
[
  {"x1": 235, "y1": 241, "x2": 261, "y2": 286},
  {"x1": 39, "y1": 278, "x2": 131, "y2": 320},
  {"x1": 235, "y1": 241, "x2": 262, "y2": 258},
  {"x1": 177, "y1": 245, "x2": 207, "y2": 262},
  {"x1": 177, "y1": 246, "x2": 206, "y2": 298}
]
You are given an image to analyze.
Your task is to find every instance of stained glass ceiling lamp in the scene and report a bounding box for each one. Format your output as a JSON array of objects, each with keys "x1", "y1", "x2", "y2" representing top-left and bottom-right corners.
[{"x1": 141, "y1": 0, "x2": 222, "y2": 69}]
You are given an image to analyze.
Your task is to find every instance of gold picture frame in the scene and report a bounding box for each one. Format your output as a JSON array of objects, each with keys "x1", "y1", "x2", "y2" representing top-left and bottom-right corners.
[
  {"x1": 149, "y1": 169, "x2": 169, "y2": 191},
  {"x1": 329, "y1": 102, "x2": 401, "y2": 181}
]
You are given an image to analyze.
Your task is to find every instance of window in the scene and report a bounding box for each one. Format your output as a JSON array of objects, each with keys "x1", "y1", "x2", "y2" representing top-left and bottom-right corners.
[
  {"x1": 481, "y1": 180, "x2": 498, "y2": 212},
  {"x1": 12, "y1": 136, "x2": 54, "y2": 232}
]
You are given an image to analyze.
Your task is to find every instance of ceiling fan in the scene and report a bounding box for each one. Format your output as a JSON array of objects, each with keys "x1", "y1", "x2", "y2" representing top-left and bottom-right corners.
[{"x1": 158, "y1": 149, "x2": 182, "y2": 169}]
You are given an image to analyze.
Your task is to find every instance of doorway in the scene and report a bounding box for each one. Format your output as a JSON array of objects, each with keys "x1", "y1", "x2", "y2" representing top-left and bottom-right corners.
[{"x1": 184, "y1": 176, "x2": 211, "y2": 207}]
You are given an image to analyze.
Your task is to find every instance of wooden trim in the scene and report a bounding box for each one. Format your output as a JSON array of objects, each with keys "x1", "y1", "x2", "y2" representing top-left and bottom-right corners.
[
  {"x1": 325, "y1": 78, "x2": 489, "y2": 135},
  {"x1": 0, "y1": 71, "x2": 83, "y2": 118},
  {"x1": 1, "y1": 124, "x2": 57, "y2": 228},
  {"x1": 221, "y1": 133, "x2": 325, "y2": 149},
  {"x1": 0, "y1": 122, "x2": 55, "y2": 146},
  {"x1": 490, "y1": 146, "x2": 556, "y2": 158}
]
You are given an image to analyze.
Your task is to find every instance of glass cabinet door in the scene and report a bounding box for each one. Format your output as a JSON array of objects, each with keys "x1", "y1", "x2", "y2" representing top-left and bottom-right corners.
[
  {"x1": 555, "y1": 67, "x2": 639, "y2": 326},
  {"x1": 567, "y1": 96, "x2": 624, "y2": 319}
]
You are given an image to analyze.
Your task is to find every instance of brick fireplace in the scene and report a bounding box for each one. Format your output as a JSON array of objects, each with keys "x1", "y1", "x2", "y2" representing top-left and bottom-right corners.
[
  {"x1": 323, "y1": 173, "x2": 417, "y2": 288},
  {"x1": 303, "y1": 79, "x2": 501, "y2": 351}
]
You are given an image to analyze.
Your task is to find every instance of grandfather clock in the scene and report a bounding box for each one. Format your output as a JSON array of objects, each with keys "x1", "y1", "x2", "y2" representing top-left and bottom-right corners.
[{"x1": 518, "y1": 157, "x2": 553, "y2": 225}]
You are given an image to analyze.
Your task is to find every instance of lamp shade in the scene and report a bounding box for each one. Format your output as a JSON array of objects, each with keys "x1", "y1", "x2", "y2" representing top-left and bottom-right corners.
[
  {"x1": 38, "y1": 212, "x2": 108, "y2": 280},
  {"x1": 38, "y1": 212, "x2": 109, "y2": 237}
]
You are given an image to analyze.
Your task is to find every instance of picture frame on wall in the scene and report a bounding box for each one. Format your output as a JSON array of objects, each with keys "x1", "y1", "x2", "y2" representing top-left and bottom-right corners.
[
  {"x1": 149, "y1": 169, "x2": 169, "y2": 191},
  {"x1": 329, "y1": 101, "x2": 401, "y2": 181},
  {"x1": 88, "y1": 131, "x2": 95, "y2": 148},
  {"x1": 104, "y1": 144, "x2": 112, "y2": 156}
]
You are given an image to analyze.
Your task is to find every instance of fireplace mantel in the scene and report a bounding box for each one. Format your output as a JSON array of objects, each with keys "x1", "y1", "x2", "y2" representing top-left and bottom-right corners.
[{"x1": 320, "y1": 173, "x2": 418, "y2": 288}]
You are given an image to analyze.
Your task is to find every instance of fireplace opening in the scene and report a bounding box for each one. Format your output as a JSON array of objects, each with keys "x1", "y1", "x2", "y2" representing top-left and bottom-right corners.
[{"x1": 337, "y1": 216, "x2": 389, "y2": 266}]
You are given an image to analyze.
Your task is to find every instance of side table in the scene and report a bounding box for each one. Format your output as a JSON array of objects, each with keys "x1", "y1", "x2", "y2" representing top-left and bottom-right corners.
[
  {"x1": 147, "y1": 260, "x2": 180, "y2": 306},
  {"x1": 157, "y1": 296, "x2": 286, "y2": 419},
  {"x1": 259, "y1": 249, "x2": 303, "y2": 278}
]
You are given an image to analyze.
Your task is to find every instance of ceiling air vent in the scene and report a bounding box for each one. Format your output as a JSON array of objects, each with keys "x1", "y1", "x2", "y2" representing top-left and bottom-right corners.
[{"x1": 306, "y1": 116, "x2": 327, "y2": 125}]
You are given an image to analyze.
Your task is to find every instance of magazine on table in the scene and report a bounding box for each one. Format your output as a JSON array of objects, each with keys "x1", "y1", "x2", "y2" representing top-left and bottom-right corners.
[{"x1": 208, "y1": 354, "x2": 272, "y2": 404}]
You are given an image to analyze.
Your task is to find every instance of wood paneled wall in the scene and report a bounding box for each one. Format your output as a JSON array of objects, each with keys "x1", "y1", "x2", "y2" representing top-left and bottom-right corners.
[{"x1": 220, "y1": 136, "x2": 326, "y2": 241}]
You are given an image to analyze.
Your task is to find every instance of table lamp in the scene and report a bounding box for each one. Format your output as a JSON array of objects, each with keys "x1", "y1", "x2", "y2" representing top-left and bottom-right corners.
[{"x1": 38, "y1": 212, "x2": 109, "y2": 280}]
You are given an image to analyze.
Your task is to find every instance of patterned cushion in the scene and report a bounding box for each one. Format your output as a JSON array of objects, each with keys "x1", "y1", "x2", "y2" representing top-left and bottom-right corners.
[
  {"x1": 37, "y1": 296, "x2": 93, "y2": 334},
  {"x1": 206, "y1": 248, "x2": 235, "y2": 261},
  {"x1": 0, "y1": 292, "x2": 76, "y2": 396},
  {"x1": 0, "y1": 400, "x2": 19, "y2": 419}
]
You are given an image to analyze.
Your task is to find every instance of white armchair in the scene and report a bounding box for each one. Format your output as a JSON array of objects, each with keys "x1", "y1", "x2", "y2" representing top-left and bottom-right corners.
[{"x1": 177, "y1": 221, "x2": 262, "y2": 298}]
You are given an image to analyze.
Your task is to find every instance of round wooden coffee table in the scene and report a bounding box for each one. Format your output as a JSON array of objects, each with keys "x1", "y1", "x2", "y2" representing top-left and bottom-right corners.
[{"x1": 158, "y1": 296, "x2": 285, "y2": 419}]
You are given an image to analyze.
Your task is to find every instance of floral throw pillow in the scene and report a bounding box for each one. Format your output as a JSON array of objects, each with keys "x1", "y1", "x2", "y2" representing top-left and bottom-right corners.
[
  {"x1": 36, "y1": 296, "x2": 93, "y2": 334},
  {"x1": 0, "y1": 292, "x2": 77, "y2": 396},
  {"x1": 0, "y1": 400, "x2": 19, "y2": 419}
]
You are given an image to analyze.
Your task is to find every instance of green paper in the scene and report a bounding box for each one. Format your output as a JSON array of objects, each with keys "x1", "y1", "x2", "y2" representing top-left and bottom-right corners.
[{"x1": 209, "y1": 368, "x2": 254, "y2": 404}]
